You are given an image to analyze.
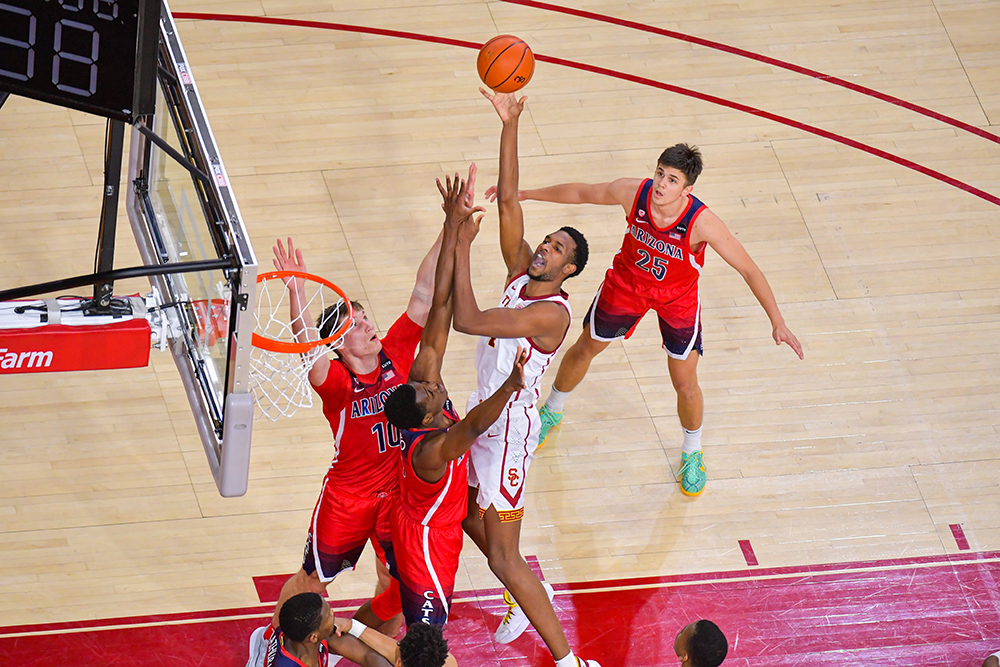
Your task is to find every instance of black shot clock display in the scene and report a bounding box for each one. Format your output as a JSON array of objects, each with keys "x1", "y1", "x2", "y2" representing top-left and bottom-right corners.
[{"x1": 0, "y1": 0, "x2": 160, "y2": 122}]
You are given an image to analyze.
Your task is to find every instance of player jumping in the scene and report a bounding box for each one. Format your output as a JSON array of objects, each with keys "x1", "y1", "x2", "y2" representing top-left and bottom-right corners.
[
  {"x1": 496, "y1": 144, "x2": 803, "y2": 497},
  {"x1": 251, "y1": 223, "x2": 448, "y2": 657},
  {"x1": 381, "y1": 170, "x2": 530, "y2": 629},
  {"x1": 452, "y1": 89, "x2": 598, "y2": 666}
]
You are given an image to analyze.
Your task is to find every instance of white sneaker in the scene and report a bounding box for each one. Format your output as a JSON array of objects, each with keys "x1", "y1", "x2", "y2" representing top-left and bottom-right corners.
[
  {"x1": 494, "y1": 581, "x2": 554, "y2": 644},
  {"x1": 246, "y1": 625, "x2": 269, "y2": 667}
]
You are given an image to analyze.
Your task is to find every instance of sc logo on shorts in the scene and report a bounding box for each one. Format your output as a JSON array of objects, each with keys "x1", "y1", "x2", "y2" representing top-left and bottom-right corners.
[{"x1": 507, "y1": 468, "x2": 520, "y2": 487}]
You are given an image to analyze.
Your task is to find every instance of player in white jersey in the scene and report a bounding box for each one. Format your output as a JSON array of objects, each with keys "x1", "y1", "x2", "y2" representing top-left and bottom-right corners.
[
  {"x1": 450, "y1": 88, "x2": 599, "y2": 667},
  {"x1": 466, "y1": 274, "x2": 570, "y2": 520}
]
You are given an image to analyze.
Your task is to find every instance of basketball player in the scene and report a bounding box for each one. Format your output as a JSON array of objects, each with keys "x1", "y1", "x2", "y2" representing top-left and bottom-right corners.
[
  {"x1": 450, "y1": 89, "x2": 598, "y2": 666},
  {"x1": 261, "y1": 179, "x2": 468, "y2": 639},
  {"x1": 381, "y1": 170, "x2": 531, "y2": 629},
  {"x1": 984, "y1": 650, "x2": 1000, "y2": 667},
  {"x1": 264, "y1": 592, "x2": 391, "y2": 667},
  {"x1": 674, "y1": 619, "x2": 728, "y2": 667},
  {"x1": 490, "y1": 146, "x2": 803, "y2": 497}
]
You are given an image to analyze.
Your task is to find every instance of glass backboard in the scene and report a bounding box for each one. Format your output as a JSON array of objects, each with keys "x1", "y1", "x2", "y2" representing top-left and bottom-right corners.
[{"x1": 126, "y1": 0, "x2": 257, "y2": 497}]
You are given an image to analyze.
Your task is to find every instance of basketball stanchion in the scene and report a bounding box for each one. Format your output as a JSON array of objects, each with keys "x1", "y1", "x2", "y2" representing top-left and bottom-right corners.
[{"x1": 249, "y1": 271, "x2": 354, "y2": 421}]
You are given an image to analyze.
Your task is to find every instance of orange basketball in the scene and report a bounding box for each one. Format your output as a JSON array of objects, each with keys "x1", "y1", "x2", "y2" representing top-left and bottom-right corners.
[{"x1": 477, "y1": 35, "x2": 535, "y2": 93}]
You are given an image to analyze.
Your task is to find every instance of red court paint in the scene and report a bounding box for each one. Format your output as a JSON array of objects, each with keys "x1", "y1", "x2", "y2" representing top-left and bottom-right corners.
[
  {"x1": 951, "y1": 524, "x2": 971, "y2": 551},
  {"x1": 739, "y1": 539, "x2": 759, "y2": 566},
  {"x1": 4, "y1": 552, "x2": 1000, "y2": 666},
  {"x1": 502, "y1": 0, "x2": 1000, "y2": 146},
  {"x1": 171, "y1": 12, "x2": 1000, "y2": 209},
  {"x1": 526, "y1": 555, "x2": 545, "y2": 581}
]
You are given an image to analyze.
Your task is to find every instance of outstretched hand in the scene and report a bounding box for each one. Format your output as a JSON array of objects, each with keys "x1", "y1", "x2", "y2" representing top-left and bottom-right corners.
[
  {"x1": 773, "y1": 323, "x2": 804, "y2": 360},
  {"x1": 503, "y1": 346, "x2": 528, "y2": 392},
  {"x1": 480, "y1": 87, "x2": 526, "y2": 122},
  {"x1": 457, "y1": 213, "x2": 482, "y2": 245},
  {"x1": 272, "y1": 237, "x2": 307, "y2": 288},
  {"x1": 437, "y1": 166, "x2": 485, "y2": 227},
  {"x1": 483, "y1": 185, "x2": 527, "y2": 203}
]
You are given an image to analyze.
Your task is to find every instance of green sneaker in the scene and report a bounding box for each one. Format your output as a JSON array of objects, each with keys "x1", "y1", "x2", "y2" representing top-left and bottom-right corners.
[
  {"x1": 538, "y1": 405, "x2": 563, "y2": 448},
  {"x1": 678, "y1": 450, "x2": 707, "y2": 496}
]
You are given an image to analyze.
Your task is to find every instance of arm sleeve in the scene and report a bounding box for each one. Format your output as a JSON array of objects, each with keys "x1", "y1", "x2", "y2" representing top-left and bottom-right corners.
[
  {"x1": 379, "y1": 312, "x2": 423, "y2": 378},
  {"x1": 311, "y1": 358, "x2": 352, "y2": 410}
]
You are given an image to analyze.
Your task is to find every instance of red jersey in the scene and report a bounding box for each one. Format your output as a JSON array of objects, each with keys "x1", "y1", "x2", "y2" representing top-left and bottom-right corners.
[
  {"x1": 609, "y1": 179, "x2": 707, "y2": 301},
  {"x1": 311, "y1": 313, "x2": 422, "y2": 495},
  {"x1": 397, "y1": 399, "x2": 467, "y2": 529}
]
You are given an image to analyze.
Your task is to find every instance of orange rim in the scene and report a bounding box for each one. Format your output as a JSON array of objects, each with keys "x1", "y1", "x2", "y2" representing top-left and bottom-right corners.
[{"x1": 251, "y1": 270, "x2": 353, "y2": 354}]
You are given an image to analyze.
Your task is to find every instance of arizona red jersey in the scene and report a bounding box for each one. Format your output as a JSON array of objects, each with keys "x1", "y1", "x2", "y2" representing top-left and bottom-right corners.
[
  {"x1": 264, "y1": 627, "x2": 331, "y2": 667},
  {"x1": 312, "y1": 313, "x2": 422, "y2": 495},
  {"x1": 397, "y1": 399, "x2": 467, "y2": 529},
  {"x1": 609, "y1": 179, "x2": 707, "y2": 299}
]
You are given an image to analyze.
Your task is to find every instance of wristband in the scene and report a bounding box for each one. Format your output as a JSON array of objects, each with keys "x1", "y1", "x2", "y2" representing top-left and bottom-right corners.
[{"x1": 348, "y1": 618, "x2": 367, "y2": 639}]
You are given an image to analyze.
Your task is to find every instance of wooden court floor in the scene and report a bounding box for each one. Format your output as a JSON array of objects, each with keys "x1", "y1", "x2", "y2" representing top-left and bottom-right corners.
[{"x1": 1, "y1": 0, "x2": 999, "y2": 662}]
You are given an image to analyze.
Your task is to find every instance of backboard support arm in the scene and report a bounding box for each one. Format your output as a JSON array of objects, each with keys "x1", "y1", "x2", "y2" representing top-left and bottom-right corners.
[{"x1": 93, "y1": 119, "x2": 127, "y2": 308}]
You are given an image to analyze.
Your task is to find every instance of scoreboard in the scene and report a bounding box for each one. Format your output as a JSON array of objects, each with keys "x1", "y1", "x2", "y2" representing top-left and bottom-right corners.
[{"x1": 0, "y1": 0, "x2": 160, "y2": 122}]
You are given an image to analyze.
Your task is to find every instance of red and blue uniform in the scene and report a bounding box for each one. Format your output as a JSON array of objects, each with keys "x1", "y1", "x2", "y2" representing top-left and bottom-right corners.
[
  {"x1": 585, "y1": 179, "x2": 707, "y2": 359},
  {"x1": 264, "y1": 627, "x2": 332, "y2": 667},
  {"x1": 303, "y1": 313, "x2": 422, "y2": 582},
  {"x1": 383, "y1": 398, "x2": 466, "y2": 627}
]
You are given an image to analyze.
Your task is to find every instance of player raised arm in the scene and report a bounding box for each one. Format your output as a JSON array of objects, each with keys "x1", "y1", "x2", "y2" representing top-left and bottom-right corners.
[
  {"x1": 325, "y1": 625, "x2": 393, "y2": 667},
  {"x1": 481, "y1": 88, "x2": 534, "y2": 283},
  {"x1": 451, "y1": 213, "x2": 570, "y2": 350},
  {"x1": 413, "y1": 347, "x2": 527, "y2": 478},
  {"x1": 691, "y1": 210, "x2": 804, "y2": 359},
  {"x1": 488, "y1": 177, "x2": 641, "y2": 212},
  {"x1": 408, "y1": 170, "x2": 483, "y2": 384},
  {"x1": 272, "y1": 237, "x2": 333, "y2": 386}
]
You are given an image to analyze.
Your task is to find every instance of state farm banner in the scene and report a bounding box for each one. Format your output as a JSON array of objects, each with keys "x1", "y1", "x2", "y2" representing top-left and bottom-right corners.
[{"x1": 0, "y1": 320, "x2": 151, "y2": 374}]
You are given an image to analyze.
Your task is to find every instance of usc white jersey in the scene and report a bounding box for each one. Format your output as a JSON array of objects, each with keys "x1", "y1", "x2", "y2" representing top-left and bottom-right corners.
[{"x1": 471, "y1": 273, "x2": 571, "y2": 408}]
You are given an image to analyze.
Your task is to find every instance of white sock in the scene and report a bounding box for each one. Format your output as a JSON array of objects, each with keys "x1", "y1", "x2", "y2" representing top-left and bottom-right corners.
[
  {"x1": 682, "y1": 426, "x2": 702, "y2": 454},
  {"x1": 554, "y1": 651, "x2": 579, "y2": 667},
  {"x1": 544, "y1": 388, "x2": 571, "y2": 413}
]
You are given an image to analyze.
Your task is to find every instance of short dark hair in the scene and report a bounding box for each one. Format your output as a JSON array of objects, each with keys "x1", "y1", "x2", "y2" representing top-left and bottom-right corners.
[
  {"x1": 278, "y1": 592, "x2": 324, "y2": 643},
  {"x1": 399, "y1": 622, "x2": 449, "y2": 667},
  {"x1": 384, "y1": 383, "x2": 426, "y2": 430},
  {"x1": 689, "y1": 619, "x2": 727, "y2": 667},
  {"x1": 658, "y1": 143, "x2": 703, "y2": 186},
  {"x1": 317, "y1": 299, "x2": 363, "y2": 347},
  {"x1": 558, "y1": 226, "x2": 588, "y2": 278}
]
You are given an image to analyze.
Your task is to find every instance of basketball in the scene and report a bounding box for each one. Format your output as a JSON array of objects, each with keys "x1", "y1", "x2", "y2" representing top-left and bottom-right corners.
[{"x1": 477, "y1": 35, "x2": 535, "y2": 93}]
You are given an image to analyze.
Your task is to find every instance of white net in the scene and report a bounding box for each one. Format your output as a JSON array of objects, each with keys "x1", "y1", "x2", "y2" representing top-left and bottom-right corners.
[{"x1": 250, "y1": 272, "x2": 353, "y2": 421}]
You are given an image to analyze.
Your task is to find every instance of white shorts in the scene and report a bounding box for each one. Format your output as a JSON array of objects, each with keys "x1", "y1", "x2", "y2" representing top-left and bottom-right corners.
[{"x1": 466, "y1": 395, "x2": 539, "y2": 522}]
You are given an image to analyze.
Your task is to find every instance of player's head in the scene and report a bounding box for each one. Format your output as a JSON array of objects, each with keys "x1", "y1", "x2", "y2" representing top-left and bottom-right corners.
[
  {"x1": 279, "y1": 593, "x2": 335, "y2": 646},
  {"x1": 384, "y1": 380, "x2": 450, "y2": 430},
  {"x1": 674, "y1": 620, "x2": 727, "y2": 667},
  {"x1": 319, "y1": 300, "x2": 382, "y2": 360},
  {"x1": 397, "y1": 622, "x2": 450, "y2": 667},
  {"x1": 528, "y1": 226, "x2": 588, "y2": 283},
  {"x1": 657, "y1": 143, "x2": 703, "y2": 188}
]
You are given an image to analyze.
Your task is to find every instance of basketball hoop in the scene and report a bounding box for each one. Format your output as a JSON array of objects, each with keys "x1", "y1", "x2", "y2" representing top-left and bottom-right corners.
[{"x1": 250, "y1": 271, "x2": 353, "y2": 421}]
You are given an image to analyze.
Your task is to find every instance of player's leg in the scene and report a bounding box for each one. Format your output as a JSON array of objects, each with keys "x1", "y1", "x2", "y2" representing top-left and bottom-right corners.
[
  {"x1": 362, "y1": 497, "x2": 404, "y2": 636},
  {"x1": 662, "y1": 309, "x2": 706, "y2": 496},
  {"x1": 483, "y1": 510, "x2": 566, "y2": 651},
  {"x1": 462, "y1": 485, "x2": 490, "y2": 553},
  {"x1": 482, "y1": 511, "x2": 597, "y2": 666}
]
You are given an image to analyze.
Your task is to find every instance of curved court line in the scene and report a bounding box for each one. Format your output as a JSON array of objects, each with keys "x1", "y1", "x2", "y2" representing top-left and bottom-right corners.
[
  {"x1": 171, "y1": 12, "x2": 1000, "y2": 208},
  {"x1": 504, "y1": 0, "x2": 1000, "y2": 146}
]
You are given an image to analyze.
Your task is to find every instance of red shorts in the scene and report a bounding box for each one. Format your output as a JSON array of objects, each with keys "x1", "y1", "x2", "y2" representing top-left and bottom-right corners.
[
  {"x1": 383, "y1": 505, "x2": 463, "y2": 627},
  {"x1": 302, "y1": 477, "x2": 395, "y2": 582},
  {"x1": 584, "y1": 269, "x2": 703, "y2": 359}
]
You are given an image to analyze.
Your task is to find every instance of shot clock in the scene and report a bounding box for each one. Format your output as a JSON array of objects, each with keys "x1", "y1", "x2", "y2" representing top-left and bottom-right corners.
[{"x1": 0, "y1": 0, "x2": 160, "y2": 122}]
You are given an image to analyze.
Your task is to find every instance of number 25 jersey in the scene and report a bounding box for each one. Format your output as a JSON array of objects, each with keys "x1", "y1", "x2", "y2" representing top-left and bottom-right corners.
[{"x1": 609, "y1": 178, "x2": 707, "y2": 303}]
